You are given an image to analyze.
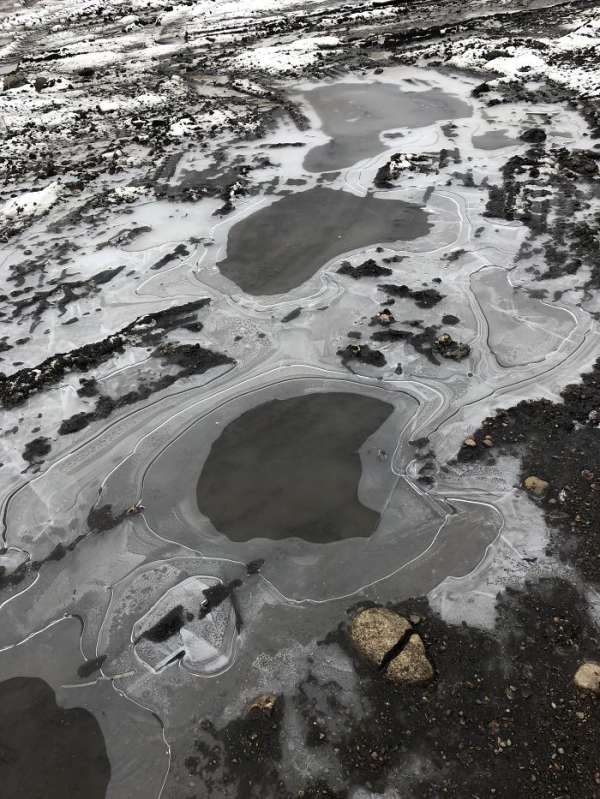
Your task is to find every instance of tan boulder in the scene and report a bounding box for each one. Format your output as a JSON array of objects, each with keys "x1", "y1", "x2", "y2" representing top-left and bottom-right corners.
[
  {"x1": 349, "y1": 607, "x2": 433, "y2": 684},
  {"x1": 574, "y1": 662, "x2": 600, "y2": 694},
  {"x1": 350, "y1": 607, "x2": 410, "y2": 666},
  {"x1": 387, "y1": 633, "x2": 434, "y2": 684},
  {"x1": 523, "y1": 476, "x2": 548, "y2": 496}
]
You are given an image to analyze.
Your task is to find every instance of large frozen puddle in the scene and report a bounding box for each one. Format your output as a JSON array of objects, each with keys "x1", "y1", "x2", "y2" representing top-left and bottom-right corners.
[
  {"x1": 471, "y1": 267, "x2": 577, "y2": 367},
  {"x1": 217, "y1": 187, "x2": 431, "y2": 295},
  {"x1": 302, "y1": 82, "x2": 472, "y2": 171},
  {"x1": 196, "y1": 393, "x2": 393, "y2": 543}
]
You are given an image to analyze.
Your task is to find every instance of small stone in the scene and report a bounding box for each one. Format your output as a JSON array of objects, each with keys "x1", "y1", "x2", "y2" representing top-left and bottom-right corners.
[
  {"x1": 581, "y1": 469, "x2": 594, "y2": 482},
  {"x1": 463, "y1": 437, "x2": 477, "y2": 448},
  {"x1": 483, "y1": 436, "x2": 493, "y2": 447},
  {"x1": 574, "y1": 662, "x2": 600, "y2": 694},
  {"x1": 523, "y1": 476, "x2": 549, "y2": 496},
  {"x1": 248, "y1": 694, "x2": 278, "y2": 715}
]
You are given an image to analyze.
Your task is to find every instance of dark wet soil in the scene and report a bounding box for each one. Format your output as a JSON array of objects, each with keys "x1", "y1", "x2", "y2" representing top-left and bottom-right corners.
[
  {"x1": 183, "y1": 577, "x2": 600, "y2": 799},
  {"x1": 303, "y1": 83, "x2": 472, "y2": 172},
  {"x1": 196, "y1": 392, "x2": 393, "y2": 542},
  {"x1": 378, "y1": 284, "x2": 444, "y2": 308},
  {"x1": 458, "y1": 356, "x2": 600, "y2": 585},
  {"x1": 217, "y1": 187, "x2": 430, "y2": 295},
  {"x1": 0, "y1": 676, "x2": 110, "y2": 798}
]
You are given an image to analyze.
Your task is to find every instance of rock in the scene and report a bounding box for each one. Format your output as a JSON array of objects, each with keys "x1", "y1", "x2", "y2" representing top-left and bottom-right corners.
[
  {"x1": 387, "y1": 633, "x2": 434, "y2": 684},
  {"x1": 463, "y1": 437, "x2": 477, "y2": 448},
  {"x1": 349, "y1": 608, "x2": 433, "y2": 684},
  {"x1": 375, "y1": 308, "x2": 395, "y2": 326},
  {"x1": 574, "y1": 662, "x2": 600, "y2": 694},
  {"x1": 520, "y1": 127, "x2": 546, "y2": 143},
  {"x1": 483, "y1": 436, "x2": 493, "y2": 447},
  {"x1": 523, "y1": 476, "x2": 549, "y2": 496},
  {"x1": 2, "y1": 71, "x2": 27, "y2": 91},
  {"x1": 433, "y1": 333, "x2": 470, "y2": 361},
  {"x1": 248, "y1": 694, "x2": 278, "y2": 715},
  {"x1": 350, "y1": 608, "x2": 410, "y2": 666}
]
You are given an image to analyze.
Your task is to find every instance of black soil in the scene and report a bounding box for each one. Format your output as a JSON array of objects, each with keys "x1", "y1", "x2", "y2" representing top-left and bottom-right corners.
[
  {"x1": 196, "y1": 392, "x2": 393, "y2": 542},
  {"x1": 182, "y1": 578, "x2": 600, "y2": 799},
  {"x1": 217, "y1": 187, "x2": 430, "y2": 295},
  {"x1": 337, "y1": 259, "x2": 392, "y2": 280},
  {"x1": 458, "y1": 356, "x2": 600, "y2": 584},
  {"x1": 0, "y1": 677, "x2": 111, "y2": 798}
]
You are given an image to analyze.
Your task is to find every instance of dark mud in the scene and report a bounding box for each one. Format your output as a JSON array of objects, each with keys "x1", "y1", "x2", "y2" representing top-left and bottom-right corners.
[
  {"x1": 58, "y1": 342, "x2": 233, "y2": 436},
  {"x1": 303, "y1": 83, "x2": 472, "y2": 172},
  {"x1": 183, "y1": 578, "x2": 600, "y2": 799},
  {"x1": 338, "y1": 343, "x2": 387, "y2": 369},
  {"x1": 196, "y1": 393, "x2": 393, "y2": 543},
  {"x1": 378, "y1": 283, "x2": 444, "y2": 308},
  {"x1": 0, "y1": 676, "x2": 110, "y2": 798},
  {"x1": 458, "y1": 357, "x2": 600, "y2": 584},
  {"x1": 217, "y1": 187, "x2": 430, "y2": 295},
  {"x1": 337, "y1": 259, "x2": 392, "y2": 280}
]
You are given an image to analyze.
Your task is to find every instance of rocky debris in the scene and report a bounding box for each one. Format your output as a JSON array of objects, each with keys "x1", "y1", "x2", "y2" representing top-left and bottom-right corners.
[
  {"x1": 349, "y1": 607, "x2": 433, "y2": 684},
  {"x1": 373, "y1": 308, "x2": 395, "y2": 326},
  {"x1": 520, "y1": 127, "x2": 547, "y2": 143},
  {"x1": 379, "y1": 283, "x2": 444, "y2": 308},
  {"x1": 338, "y1": 343, "x2": 386, "y2": 369},
  {"x1": 0, "y1": 299, "x2": 211, "y2": 409},
  {"x1": 58, "y1": 342, "x2": 233, "y2": 436},
  {"x1": 555, "y1": 148, "x2": 599, "y2": 177},
  {"x1": 372, "y1": 323, "x2": 445, "y2": 365},
  {"x1": 248, "y1": 695, "x2": 278, "y2": 716},
  {"x1": 374, "y1": 152, "x2": 438, "y2": 188},
  {"x1": 337, "y1": 259, "x2": 392, "y2": 280},
  {"x1": 523, "y1": 475, "x2": 549, "y2": 496},
  {"x1": 9, "y1": 265, "x2": 126, "y2": 324},
  {"x1": 574, "y1": 662, "x2": 600, "y2": 694},
  {"x1": 433, "y1": 333, "x2": 470, "y2": 361}
]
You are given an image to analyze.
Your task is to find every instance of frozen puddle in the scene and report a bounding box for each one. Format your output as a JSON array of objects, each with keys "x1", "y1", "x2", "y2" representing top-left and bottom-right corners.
[
  {"x1": 195, "y1": 392, "x2": 394, "y2": 543},
  {"x1": 471, "y1": 267, "x2": 577, "y2": 367},
  {"x1": 302, "y1": 81, "x2": 472, "y2": 171},
  {"x1": 216, "y1": 187, "x2": 430, "y2": 295}
]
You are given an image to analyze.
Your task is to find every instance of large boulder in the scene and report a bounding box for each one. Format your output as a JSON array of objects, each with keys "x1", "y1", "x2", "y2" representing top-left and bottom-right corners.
[
  {"x1": 349, "y1": 607, "x2": 433, "y2": 684},
  {"x1": 387, "y1": 633, "x2": 434, "y2": 684},
  {"x1": 350, "y1": 607, "x2": 410, "y2": 665}
]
